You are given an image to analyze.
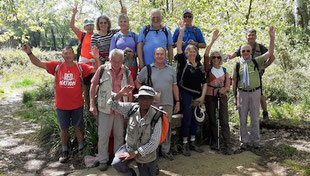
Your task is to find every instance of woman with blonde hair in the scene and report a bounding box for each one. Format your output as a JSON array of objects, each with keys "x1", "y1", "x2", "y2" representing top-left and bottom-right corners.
[{"x1": 204, "y1": 29, "x2": 233, "y2": 155}]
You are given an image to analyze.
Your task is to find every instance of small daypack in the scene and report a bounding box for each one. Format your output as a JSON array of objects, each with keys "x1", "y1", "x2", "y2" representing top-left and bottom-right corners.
[
  {"x1": 234, "y1": 58, "x2": 262, "y2": 96},
  {"x1": 114, "y1": 32, "x2": 137, "y2": 46},
  {"x1": 75, "y1": 32, "x2": 86, "y2": 62},
  {"x1": 143, "y1": 25, "x2": 168, "y2": 41},
  {"x1": 98, "y1": 64, "x2": 131, "y2": 86},
  {"x1": 128, "y1": 105, "x2": 169, "y2": 145},
  {"x1": 206, "y1": 66, "x2": 227, "y2": 96},
  {"x1": 54, "y1": 62, "x2": 84, "y2": 90}
]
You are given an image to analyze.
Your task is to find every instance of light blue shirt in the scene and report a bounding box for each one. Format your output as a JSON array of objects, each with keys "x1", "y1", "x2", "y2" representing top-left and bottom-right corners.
[{"x1": 138, "y1": 25, "x2": 174, "y2": 65}]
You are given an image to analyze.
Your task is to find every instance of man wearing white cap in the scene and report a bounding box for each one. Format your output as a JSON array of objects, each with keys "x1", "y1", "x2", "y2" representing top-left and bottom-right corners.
[{"x1": 108, "y1": 85, "x2": 163, "y2": 176}]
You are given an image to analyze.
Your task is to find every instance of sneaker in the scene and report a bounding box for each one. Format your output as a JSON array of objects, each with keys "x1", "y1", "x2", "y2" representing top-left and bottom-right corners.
[
  {"x1": 161, "y1": 151, "x2": 174, "y2": 160},
  {"x1": 190, "y1": 143, "x2": 204, "y2": 153},
  {"x1": 98, "y1": 163, "x2": 108, "y2": 171},
  {"x1": 240, "y1": 143, "x2": 249, "y2": 150},
  {"x1": 59, "y1": 151, "x2": 69, "y2": 163},
  {"x1": 263, "y1": 111, "x2": 269, "y2": 120},
  {"x1": 182, "y1": 143, "x2": 191, "y2": 157}
]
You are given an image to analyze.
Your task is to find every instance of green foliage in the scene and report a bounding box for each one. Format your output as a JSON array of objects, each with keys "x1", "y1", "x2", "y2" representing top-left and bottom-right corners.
[
  {"x1": 11, "y1": 79, "x2": 34, "y2": 89},
  {"x1": 23, "y1": 90, "x2": 37, "y2": 103},
  {"x1": 283, "y1": 159, "x2": 310, "y2": 176}
]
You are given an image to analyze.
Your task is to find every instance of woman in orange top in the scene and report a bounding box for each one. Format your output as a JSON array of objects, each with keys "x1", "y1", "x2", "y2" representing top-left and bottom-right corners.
[{"x1": 204, "y1": 30, "x2": 233, "y2": 155}]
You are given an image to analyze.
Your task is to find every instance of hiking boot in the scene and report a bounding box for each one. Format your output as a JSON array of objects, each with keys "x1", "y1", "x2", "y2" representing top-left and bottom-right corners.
[
  {"x1": 59, "y1": 151, "x2": 69, "y2": 163},
  {"x1": 263, "y1": 111, "x2": 269, "y2": 120},
  {"x1": 252, "y1": 143, "x2": 260, "y2": 149},
  {"x1": 182, "y1": 143, "x2": 191, "y2": 157},
  {"x1": 210, "y1": 142, "x2": 219, "y2": 151},
  {"x1": 98, "y1": 163, "x2": 108, "y2": 171},
  {"x1": 240, "y1": 143, "x2": 249, "y2": 150},
  {"x1": 190, "y1": 142, "x2": 204, "y2": 153},
  {"x1": 161, "y1": 151, "x2": 174, "y2": 160},
  {"x1": 224, "y1": 147, "x2": 234, "y2": 155}
]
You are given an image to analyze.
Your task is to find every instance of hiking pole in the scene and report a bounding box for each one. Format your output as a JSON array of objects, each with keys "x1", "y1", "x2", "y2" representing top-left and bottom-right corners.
[{"x1": 216, "y1": 89, "x2": 220, "y2": 150}]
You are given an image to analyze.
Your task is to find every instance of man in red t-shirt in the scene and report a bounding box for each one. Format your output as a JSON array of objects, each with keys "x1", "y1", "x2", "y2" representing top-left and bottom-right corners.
[
  {"x1": 70, "y1": 4, "x2": 95, "y2": 108},
  {"x1": 22, "y1": 44, "x2": 100, "y2": 163}
]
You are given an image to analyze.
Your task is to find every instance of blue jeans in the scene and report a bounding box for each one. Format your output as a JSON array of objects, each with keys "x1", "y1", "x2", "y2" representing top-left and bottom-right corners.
[{"x1": 180, "y1": 90, "x2": 198, "y2": 138}]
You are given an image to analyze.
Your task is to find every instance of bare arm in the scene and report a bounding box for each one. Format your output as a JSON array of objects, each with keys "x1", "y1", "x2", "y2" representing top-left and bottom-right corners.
[
  {"x1": 204, "y1": 29, "x2": 219, "y2": 71},
  {"x1": 137, "y1": 42, "x2": 144, "y2": 69},
  {"x1": 228, "y1": 52, "x2": 237, "y2": 60},
  {"x1": 176, "y1": 20, "x2": 185, "y2": 54},
  {"x1": 173, "y1": 84, "x2": 180, "y2": 113},
  {"x1": 70, "y1": 4, "x2": 80, "y2": 36},
  {"x1": 168, "y1": 45, "x2": 173, "y2": 65},
  {"x1": 263, "y1": 54, "x2": 275, "y2": 69},
  {"x1": 262, "y1": 26, "x2": 275, "y2": 62},
  {"x1": 89, "y1": 81, "x2": 99, "y2": 115},
  {"x1": 22, "y1": 44, "x2": 46, "y2": 69},
  {"x1": 89, "y1": 46, "x2": 101, "y2": 73}
]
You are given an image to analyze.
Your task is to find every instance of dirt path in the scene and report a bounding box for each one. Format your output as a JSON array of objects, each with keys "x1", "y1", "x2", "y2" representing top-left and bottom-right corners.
[{"x1": 0, "y1": 90, "x2": 308, "y2": 176}]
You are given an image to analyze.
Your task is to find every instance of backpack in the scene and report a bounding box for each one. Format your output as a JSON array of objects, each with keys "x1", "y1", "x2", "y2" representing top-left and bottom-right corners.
[
  {"x1": 75, "y1": 32, "x2": 86, "y2": 62},
  {"x1": 144, "y1": 65, "x2": 153, "y2": 87},
  {"x1": 127, "y1": 105, "x2": 169, "y2": 145},
  {"x1": 54, "y1": 62, "x2": 84, "y2": 90},
  {"x1": 190, "y1": 26, "x2": 198, "y2": 41},
  {"x1": 114, "y1": 32, "x2": 137, "y2": 46},
  {"x1": 143, "y1": 25, "x2": 168, "y2": 42},
  {"x1": 98, "y1": 64, "x2": 131, "y2": 86},
  {"x1": 234, "y1": 58, "x2": 262, "y2": 96}
]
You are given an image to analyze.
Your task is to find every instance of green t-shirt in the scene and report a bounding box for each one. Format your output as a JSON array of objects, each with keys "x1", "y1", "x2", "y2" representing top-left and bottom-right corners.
[{"x1": 233, "y1": 55, "x2": 264, "y2": 90}]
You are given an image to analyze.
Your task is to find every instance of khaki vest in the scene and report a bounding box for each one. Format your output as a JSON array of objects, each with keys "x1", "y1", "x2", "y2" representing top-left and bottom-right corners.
[
  {"x1": 97, "y1": 64, "x2": 130, "y2": 113},
  {"x1": 126, "y1": 106, "x2": 157, "y2": 163}
]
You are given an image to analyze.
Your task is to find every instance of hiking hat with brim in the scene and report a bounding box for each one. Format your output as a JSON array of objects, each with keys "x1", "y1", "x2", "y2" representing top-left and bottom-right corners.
[
  {"x1": 183, "y1": 9, "x2": 192, "y2": 15},
  {"x1": 83, "y1": 19, "x2": 94, "y2": 26},
  {"x1": 134, "y1": 85, "x2": 156, "y2": 98}
]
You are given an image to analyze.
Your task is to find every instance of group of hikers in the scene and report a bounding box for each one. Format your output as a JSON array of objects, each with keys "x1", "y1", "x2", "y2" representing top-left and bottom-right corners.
[{"x1": 22, "y1": 4, "x2": 275, "y2": 176}]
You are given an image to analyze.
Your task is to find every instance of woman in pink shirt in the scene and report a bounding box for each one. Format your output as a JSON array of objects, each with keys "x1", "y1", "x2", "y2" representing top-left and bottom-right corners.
[{"x1": 204, "y1": 30, "x2": 233, "y2": 155}]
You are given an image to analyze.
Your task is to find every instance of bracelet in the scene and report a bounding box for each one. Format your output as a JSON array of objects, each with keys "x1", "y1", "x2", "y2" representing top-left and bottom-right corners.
[
  {"x1": 175, "y1": 100, "x2": 180, "y2": 102},
  {"x1": 27, "y1": 52, "x2": 33, "y2": 56}
]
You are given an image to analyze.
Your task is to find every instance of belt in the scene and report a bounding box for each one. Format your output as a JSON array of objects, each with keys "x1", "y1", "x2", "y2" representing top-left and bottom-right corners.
[{"x1": 239, "y1": 87, "x2": 260, "y2": 92}]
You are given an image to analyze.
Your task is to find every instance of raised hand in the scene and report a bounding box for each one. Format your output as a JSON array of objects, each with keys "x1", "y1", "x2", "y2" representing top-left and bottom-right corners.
[
  {"x1": 120, "y1": 85, "x2": 135, "y2": 96},
  {"x1": 269, "y1": 26, "x2": 275, "y2": 39},
  {"x1": 22, "y1": 44, "x2": 31, "y2": 54},
  {"x1": 177, "y1": 20, "x2": 186, "y2": 31},
  {"x1": 121, "y1": 6, "x2": 127, "y2": 14},
  {"x1": 212, "y1": 29, "x2": 220, "y2": 42},
  {"x1": 72, "y1": 4, "x2": 78, "y2": 14},
  {"x1": 90, "y1": 46, "x2": 99, "y2": 60}
]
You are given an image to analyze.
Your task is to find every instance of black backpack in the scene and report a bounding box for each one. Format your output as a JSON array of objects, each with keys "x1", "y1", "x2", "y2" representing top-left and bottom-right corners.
[
  {"x1": 75, "y1": 32, "x2": 86, "y2": 62},
  {"x1": 234, "y1": 58, "x2": 262, "y2": 96},
  {"x1": 143, "y1": 25, "x2": 168, "y2": 42}
]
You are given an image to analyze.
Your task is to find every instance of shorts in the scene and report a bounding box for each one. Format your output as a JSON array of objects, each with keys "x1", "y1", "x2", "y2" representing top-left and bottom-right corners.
[
  {"x1": 83, "y1": 73, "x2": 94, "y2": 85},
  {"x1": 56, "y1": 106, "x2": 84, "y2": 130}
]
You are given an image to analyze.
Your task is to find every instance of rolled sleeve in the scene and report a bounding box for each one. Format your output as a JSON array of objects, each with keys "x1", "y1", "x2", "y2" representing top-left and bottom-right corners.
[
  {"x1": 107, "y1": 96, "x2": 134, "y2": 116},
  {"x1": 137, "y1": 119, "x2": 162, "y2": 157}
]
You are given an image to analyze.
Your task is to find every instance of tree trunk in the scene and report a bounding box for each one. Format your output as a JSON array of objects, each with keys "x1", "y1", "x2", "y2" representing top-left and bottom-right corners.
[
  {"x1": 51, "y1": 28, "x2": 56, "y2": 50},
  {"x1": 294, "y1": 0, "x2": 309, "y2": 30}
]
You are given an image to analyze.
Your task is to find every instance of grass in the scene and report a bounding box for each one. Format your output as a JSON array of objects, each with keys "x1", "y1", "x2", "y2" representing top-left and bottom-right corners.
[
  {"x1": 283, "y1": 159, "x2": 310, "y2": 176},
  {"x1": 10, "y1": 79, "x2": 35, "y2": 88}
]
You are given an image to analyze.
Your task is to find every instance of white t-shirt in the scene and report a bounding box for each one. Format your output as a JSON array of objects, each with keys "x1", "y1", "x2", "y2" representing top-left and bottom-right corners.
[{"x1": 211, "y1": 66, "x2": 224, "y2": 78}]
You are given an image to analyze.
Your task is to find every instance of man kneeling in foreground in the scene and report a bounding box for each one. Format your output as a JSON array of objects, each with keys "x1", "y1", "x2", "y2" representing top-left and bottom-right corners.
[{"x1": 107, "y1": 85, "x2": 162, "y2": 176}]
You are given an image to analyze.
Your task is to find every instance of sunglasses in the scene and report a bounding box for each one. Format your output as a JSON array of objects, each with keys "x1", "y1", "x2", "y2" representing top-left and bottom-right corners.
[
  {"x1": 241, "y1": 50, "x2": 251, "y2": 53},
  {"x1": 183, "y1": 15, "x2": 192, "y2": 19},
  {"x1": 211, "y1": 56, "x2": 222, "y2": 59}
]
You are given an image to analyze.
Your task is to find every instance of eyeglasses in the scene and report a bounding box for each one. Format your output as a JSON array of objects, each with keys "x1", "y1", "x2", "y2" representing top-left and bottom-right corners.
[
  {"x1": 183, "y1": 15, "x2": 192, "y2": 19},
  {"x1": 211, "y1": 56, "x2": 222, "y2": 59},
  {"x1": 241, "y1": 50, "x2": 251, "y2": 53}
]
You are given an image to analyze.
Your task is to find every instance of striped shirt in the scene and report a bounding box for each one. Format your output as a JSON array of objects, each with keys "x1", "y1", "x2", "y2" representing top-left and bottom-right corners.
[{"x1": 91, "y1": 29, "x2": 119, "y2": 60}]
